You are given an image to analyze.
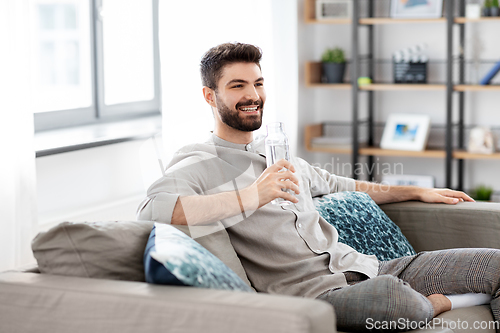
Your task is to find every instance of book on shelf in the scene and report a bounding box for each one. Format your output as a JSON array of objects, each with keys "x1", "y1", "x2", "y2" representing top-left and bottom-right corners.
[{"x1": 479, "y1": 60, "x2": 500, "y2": 85}]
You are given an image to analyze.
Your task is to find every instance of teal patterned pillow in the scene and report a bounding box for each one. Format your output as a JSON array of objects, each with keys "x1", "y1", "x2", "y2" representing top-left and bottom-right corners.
[
  {"x1": 314, "y1": 192, "x2": 416, "y2": 261},
  {"x1": 144, "y1": 223, "x2": 254, "y2": 292}
]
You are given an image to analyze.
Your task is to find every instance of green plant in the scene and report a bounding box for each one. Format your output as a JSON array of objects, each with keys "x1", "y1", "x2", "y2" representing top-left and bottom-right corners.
[
  {"x1": 321, "y1": 47, "x2": 345, "y2": 63},
  {"x1": 470, "y1": 184, "x2": 494, "y2": 201},
  {"x1": 492, "y1": 0, "x2": 499, "y2": 7},
  {"x1": 485, "y1": 0, "x2": 493, "y2": 8}
]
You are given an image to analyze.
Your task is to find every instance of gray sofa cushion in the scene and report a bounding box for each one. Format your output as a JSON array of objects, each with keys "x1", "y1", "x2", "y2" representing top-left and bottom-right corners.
[
  {"x1": 0, "y1": 271, "x2": 336, "y2": 333},
  {"x1": 31, "y1": 220, "x2": 252, "y2": 286}
]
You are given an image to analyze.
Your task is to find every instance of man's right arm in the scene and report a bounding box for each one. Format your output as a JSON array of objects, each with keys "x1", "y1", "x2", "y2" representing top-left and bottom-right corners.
[{"x1": 141, "y1": 159, "x2": 300, "y2": 226}]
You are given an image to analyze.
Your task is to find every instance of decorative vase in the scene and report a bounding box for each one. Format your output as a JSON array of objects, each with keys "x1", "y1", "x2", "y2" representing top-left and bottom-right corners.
[
  {"x1": 322, "y1": 62, "x2": 346, "y2": 83},
  {"x1": 483, "y1": 7, "x2": 491, "y2": 16},
  {"x1": 491, "y1": 7, "x2": 499, "y2": 16}
]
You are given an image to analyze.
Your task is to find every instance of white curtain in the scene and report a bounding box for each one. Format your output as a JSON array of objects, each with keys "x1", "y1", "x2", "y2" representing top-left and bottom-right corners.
[{"x1": 0, "y1": 0, "x2": 38, "y2": 271}]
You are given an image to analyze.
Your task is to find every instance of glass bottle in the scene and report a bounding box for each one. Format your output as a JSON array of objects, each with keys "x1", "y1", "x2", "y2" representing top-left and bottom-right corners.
[{"x1": 265, "y1": 122, "x2": 292, "y2": 205}]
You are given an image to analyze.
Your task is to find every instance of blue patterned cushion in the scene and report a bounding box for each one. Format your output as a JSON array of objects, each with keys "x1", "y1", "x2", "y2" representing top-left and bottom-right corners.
[
  {"x1": 314, "y1": 192, "x2": 416, "y2": 261},
  {"x1": 144, "y1": 223, "x2": 254, "y2": 292}
]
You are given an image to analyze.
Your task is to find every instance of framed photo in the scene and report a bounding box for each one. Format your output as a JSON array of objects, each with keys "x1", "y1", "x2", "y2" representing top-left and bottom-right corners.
[
  {"x1": 380, "y1": 113, "x2": 431, "y2": 151},
  {"x1": 390, "y1": 0, "x2": 443, "y2": 19},
  {"x1": 316, "y1": 0, "x2": 352, "y2": 20}
]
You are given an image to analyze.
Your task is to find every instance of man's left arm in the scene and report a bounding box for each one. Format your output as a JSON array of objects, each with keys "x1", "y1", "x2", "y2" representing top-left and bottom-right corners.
[{"x1": 355, "y1": 180, "x2": 475, "y2": 205}]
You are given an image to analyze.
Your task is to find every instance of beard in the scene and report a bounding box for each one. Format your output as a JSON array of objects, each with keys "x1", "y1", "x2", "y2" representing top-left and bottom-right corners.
[{"x1": 215, "y1": 96, "x2": 264, "y2": 132}]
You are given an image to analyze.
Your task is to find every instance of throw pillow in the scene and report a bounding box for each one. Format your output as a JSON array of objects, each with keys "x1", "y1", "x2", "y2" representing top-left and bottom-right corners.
[
  {"x1": 174, "y1": 224, "x2": 253, "y2": 287},
  {"x1": 314, "y1": 191, "x2": 416, "y2": 261},
  {"x1": 32, "y1": 221, "x2": 155, "y2": 281},
  {"x1": 144, "y1": 223, "x2": 254, "y2": 292}
]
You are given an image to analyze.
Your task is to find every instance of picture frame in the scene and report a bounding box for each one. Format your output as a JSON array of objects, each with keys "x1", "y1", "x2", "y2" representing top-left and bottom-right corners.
[
  {"x1": 380, "y1": 113, "x2": 431, "y2": 151},
  {"x1": 316, "y1": 0, "x2": 352, "y2": 20},
  {"x1": 390, "y1": 0, "x2": 444, "y2": 19}
]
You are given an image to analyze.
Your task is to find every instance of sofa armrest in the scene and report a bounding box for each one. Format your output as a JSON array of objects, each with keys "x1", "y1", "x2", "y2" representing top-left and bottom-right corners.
[
  {"x1": 379, "y1": 201, "x2": 500, "y2": 252},
  {"x1": 0, "y1": 271, "x2": 336, "y2": 333}
]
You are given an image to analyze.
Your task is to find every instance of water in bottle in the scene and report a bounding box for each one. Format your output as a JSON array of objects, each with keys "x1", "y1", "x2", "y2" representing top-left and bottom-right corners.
[{"x1": 265, "y1": 122, "x2": 293, "y2": 205}]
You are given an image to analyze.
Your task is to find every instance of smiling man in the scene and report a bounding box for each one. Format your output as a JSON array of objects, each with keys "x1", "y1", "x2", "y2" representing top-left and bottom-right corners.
[{"x1": 138, "y1": 43, "x2": 500, "y2": 331}]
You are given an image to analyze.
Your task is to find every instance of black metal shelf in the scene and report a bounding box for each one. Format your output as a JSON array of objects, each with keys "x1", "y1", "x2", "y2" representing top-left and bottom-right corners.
[{"x1": 307, "y1": 0, "x2": 499, "y2": 189}]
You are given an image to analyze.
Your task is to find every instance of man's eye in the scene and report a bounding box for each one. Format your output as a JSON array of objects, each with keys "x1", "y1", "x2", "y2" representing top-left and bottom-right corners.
[
  {"x1": 256, "y1": 83, "x2": 264, "y2": 87},
  {"x1": 232, "y1": 85, "x2": 243, "y2": 88}
]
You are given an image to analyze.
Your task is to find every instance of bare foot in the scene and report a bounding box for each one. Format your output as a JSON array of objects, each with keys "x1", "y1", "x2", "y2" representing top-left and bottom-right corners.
[{"x1": 427, "y1": 294, "x2": 452, "y2": 317}]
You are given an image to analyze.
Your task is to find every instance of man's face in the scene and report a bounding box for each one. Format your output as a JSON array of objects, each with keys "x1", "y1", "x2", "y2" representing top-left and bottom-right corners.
[{"x1": 213, "y1": 62, "x2": 266, "y2": 132}]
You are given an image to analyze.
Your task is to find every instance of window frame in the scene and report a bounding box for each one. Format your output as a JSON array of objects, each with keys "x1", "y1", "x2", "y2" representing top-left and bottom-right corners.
[{"x1": 34, "y1": 0, "x2": 161, "y2": 132}]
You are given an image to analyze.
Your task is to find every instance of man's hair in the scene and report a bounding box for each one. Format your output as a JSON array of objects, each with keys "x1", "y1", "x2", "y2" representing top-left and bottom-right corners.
[{"x1": 200, "y1": 42, "x2": 262, "y2": 91}]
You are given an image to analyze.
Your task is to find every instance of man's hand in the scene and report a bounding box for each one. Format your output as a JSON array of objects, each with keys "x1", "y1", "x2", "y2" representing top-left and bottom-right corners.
[
  {"x1": 417, "y1": 188, "x2": 475, "y2": 205},
  {"x1": 170, "y1": 159, "x2": 300, "y2": 226},
  {"x1": 244, "y1": 159, "x2": 300, "y2": 208},
  {"x1": 356, "y1": 181, "x2": 475, "y2": 205}
]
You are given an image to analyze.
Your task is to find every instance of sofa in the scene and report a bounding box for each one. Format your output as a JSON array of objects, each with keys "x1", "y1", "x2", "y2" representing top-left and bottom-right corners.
[{"x1": 1, "y1": 201, "x2": 500, "y2": 333}]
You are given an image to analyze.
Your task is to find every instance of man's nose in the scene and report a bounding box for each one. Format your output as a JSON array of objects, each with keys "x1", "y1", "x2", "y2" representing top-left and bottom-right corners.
[{"x1": 245, "y1": 86, "x2": 260, "y2": 101}]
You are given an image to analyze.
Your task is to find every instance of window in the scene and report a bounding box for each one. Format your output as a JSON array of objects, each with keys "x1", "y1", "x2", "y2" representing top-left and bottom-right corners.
[{"x1": 31, "y1": 0, "x2": 161, "y2": 132}]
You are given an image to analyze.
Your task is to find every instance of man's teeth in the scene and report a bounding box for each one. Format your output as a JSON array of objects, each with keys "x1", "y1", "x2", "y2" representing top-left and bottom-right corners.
[{"x1": 240, "y1": 106, "x2": 258, "y2": 111}]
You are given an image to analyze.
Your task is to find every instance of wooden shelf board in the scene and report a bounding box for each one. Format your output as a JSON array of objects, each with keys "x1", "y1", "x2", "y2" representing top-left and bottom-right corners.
[
  {"x1": 454, "y1": 85, "x2": 500, "y2": 91},
  {"x1": 359, "y1": 147, "x2": 446, "y2": 158},
  {"x1": 306, "y1": 83, "x2": 352, "y2": 89},
  {"x1": 455, "y1": 17, "x2": 500, "y2": 23},
  {"x1": 359, "y1": 18, "x2": 446, "y2": 25},
  {"x1": 359, "y1": 84, "x2": 446, "y2": 91},
  {"x1": 306, "y1": 18, "x2": 352, "y2": 24},
  {"x1": 307, "y1": 144, "x2": 446, "y2": 158},
  {"x1": 454, "y1": 151, "x2": 500, "y2": 160},
  {"x1": 305, "y1": 125, "x2": 500, "y2": 160},
  {"x1": 309, "y1": 145, "x2": 500, "y2": 160}
]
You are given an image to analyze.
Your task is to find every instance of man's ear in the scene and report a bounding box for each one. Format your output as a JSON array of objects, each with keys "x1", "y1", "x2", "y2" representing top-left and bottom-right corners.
[{"x1": 202, "y1": 86, "x2": 217, "y2": 108}]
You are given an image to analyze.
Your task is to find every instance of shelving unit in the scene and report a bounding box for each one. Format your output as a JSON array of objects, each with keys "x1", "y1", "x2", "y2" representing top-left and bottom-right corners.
[
  {"x1": 303, "y1": 0, "x2": 500, "y2": 189},
  {"x1": 305, "y1": 124, "x2": 500, "y2": 160},
  {"x1": 305, "y1": 62, "x2": 351, "y2": 88}
]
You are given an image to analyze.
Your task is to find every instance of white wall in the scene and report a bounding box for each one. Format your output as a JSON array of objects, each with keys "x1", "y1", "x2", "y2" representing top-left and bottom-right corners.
[
  {"x1": 36, "y1": 140, "x2": 149, "y2": 230},
  {"x1": 296, "y1": 2, "x2": 500, "y2": 191}
]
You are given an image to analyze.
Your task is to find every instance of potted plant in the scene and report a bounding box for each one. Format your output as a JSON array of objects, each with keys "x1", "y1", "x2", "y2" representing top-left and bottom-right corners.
[
  {"x1": 483, "y1": 0, "x2": 492, "y2": 16},
  {"x1": 492, "y1": 0, "x2": 499, "y2": 16},
  {"x1": 470, "y1": 184, "x2": 494, "y2": 201},
  {"x1": 321, "y1": 47, "x2": 346, "y2": 84}
]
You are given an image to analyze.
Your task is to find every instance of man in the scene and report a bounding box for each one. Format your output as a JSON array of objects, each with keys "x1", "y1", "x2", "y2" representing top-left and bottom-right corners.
[{"x1": 138, "y1": 42, "x2": 500, "y2": 331}]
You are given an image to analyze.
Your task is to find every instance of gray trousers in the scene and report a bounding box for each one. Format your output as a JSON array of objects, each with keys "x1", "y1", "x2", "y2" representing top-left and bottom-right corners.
[{"x1": 317, "y1": 248, "x2": 500, "y2": 332}]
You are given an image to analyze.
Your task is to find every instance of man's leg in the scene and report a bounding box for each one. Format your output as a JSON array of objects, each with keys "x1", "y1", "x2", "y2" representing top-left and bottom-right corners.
[
  {"x1": 379, "y1": 248, "x2": 500, "y2": 321},
  {"x1": 317, "y1": 274, "x2": 434, "y2": 331}
]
